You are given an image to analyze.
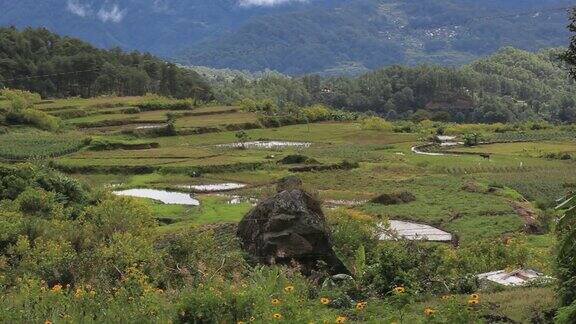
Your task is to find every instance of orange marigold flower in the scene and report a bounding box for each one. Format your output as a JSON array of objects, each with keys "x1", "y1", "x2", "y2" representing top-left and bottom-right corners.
[
  {"x1": 336, "y1": 315, "x2": 347, "y2": 323},
  {"x1": 424, "y1": 307, "x2": 435, "y2": 317},
  {"x1": 320, "y1": 297, "x2": 330, "y2": 305},
  {"x1": 271, "y1": 298, "x2": 281, "y2": 305}
]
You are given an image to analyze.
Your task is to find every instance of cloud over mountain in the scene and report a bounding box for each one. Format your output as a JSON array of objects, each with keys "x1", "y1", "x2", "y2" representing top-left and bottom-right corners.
[
  {"x1": 66, "y1": 0, "x2": 126, "y2": 23},
  {"x1": 238, "y1": 0, "x2": 307, "y2": 7},
  {"x1": 97, "y1": 5, "x2": 126, "y2": 23},
  {"x1": 66, "y1": 0, "x2": 91, "y2": 17}
]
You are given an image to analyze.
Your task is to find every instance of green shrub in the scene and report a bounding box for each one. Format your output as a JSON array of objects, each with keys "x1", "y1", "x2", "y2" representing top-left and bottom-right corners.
[
  {"x1": 136, "y1": 94, "x2": 194, "y2": 111},
  {"x1": 463, "y1": 133, "x2": 483, "y2": 146},
  {"x1": 370, "y1": 191, "x2": 416, "y2": 205},
  {"x1": 279, "y1": 154, "x2": 317, "y2": 164},
  {"x1": 361, "y1": 116, "x2": 393, "y2": 131},
  {"x1": 88, "y1": 139, "x2": 160, "y2": 151},
  {"x1": 239, "y1": 98, "x2": 277, "y2": 113},
  {"x1": 6, "y1": 109, "x2": 61, "y2": 131},
  {"x1": 542, "y1": 152, "x2": 572, "y2": 160},
  {"x1": 16, "y1": 187, "x2": 57, "y2": 218},
  {"x1": 301, "y1": 104, "x2": 332, "y2": 122},
  {"x1": 0, "y1": 89, "x2": 41, "y2": 111}
]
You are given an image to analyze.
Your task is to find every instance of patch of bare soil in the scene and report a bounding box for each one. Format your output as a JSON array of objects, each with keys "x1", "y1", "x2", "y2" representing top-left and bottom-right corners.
[{"x1": 509, "y1": 201, "x2": 541, "y2": 234}]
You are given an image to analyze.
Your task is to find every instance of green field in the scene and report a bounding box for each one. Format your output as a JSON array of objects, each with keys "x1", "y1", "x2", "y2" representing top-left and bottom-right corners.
[
  {"x1": 34, "y1": 97, "x2": 573, "y2": 245},
  {"x1": 1, "y1": 95, "x2": 573, "y2": 323}
]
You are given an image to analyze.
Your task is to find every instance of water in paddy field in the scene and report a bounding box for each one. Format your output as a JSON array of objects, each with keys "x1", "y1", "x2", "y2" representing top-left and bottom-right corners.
[
  {"x1": 113, "y1": 189, "x2": 200, "y2": 206},
  {"x1": 135, "y1": 124, "x2": 167, "y2": 130},
  {"x1": 177, "y1": 183, "x2": 247, "y2": 192},
  {"x1": 216, "y1": 141, "x2": 311, "y2": 149}
]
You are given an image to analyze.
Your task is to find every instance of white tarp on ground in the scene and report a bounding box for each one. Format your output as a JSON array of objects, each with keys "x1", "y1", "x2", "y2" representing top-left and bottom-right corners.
[
  {"x1": 379, "y1": 220, "x2": 453, "y2": 241},
  {"x1": 477, "y1": 269, "x2": 549, "y2": 286}
]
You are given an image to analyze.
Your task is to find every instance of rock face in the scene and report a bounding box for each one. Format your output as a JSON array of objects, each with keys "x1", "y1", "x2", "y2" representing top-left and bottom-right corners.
[{"x1": 237, "y1": 177, "x2": 349, "y2": 275}]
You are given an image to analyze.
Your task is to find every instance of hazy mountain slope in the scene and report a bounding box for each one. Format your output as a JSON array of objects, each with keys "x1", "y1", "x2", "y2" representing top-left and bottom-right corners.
[
  {"x1": 182, "y1": 0, "x2": 573, "y2": 74},
  {"x1": 0, "y1": 0, "x2": 340, "y2": 56},
  {"x1": 0, "y1": 0, "x2": 572, "y2": 74}
]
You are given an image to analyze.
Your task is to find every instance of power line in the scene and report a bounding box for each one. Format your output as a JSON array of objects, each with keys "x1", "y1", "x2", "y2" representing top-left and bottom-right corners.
[
  {"x1": 2, "y1": 62, "x2": 147, "y2": 82},
  {"x1": 3, "y1": 68, "x2": 102, "y2": 82}
]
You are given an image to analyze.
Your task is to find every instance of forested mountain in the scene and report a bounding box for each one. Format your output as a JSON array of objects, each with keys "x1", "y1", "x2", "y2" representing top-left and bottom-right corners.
[
  {"x1": 0, "y1": 27, "x2": 212, "y2": 99},
  {"x1": 209, "y1": 47, "x2": 576, "y2": 123},
  {"x1": 0, "y1": 0, "x2": 572, "y2": 75}
]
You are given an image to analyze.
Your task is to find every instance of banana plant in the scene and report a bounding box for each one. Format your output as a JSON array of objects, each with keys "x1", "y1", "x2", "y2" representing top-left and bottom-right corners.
[{"x1": 557, "y1": 193, "x2": 576, "y2": 306}]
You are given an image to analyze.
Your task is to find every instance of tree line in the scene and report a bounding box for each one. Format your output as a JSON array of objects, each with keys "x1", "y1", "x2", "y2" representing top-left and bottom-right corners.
[
  {"x1": 0, "y1": 27, "x2": 212, "y2": 100},
  {"x1": 209, "y1": 46, "x2": 576, "y2": 124}
]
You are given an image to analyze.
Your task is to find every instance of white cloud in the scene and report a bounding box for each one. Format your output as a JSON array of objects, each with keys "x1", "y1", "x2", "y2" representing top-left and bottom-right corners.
[
  {"x1": 66, "y1": 0, "x2": 91, "y2": 17},
  {"x1": 97, "y1": 4, "x2": 127, "y2": 23},
  {"x1": 238, "y1": 0, "x2": 307, "y2": 7}
]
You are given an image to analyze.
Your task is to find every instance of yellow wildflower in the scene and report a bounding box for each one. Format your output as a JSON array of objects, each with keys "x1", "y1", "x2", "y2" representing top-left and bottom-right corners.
[
  {"x1": 51, "y1": 284, "x2": 63, "y2": 293},
  {"x1": 284, "y1": 285, "x2": 295, "y2": 293},
  {"x1": 336, "y1": 315, "x2": 347, "y2": 324},
  {"x1": 356, "y1": 301, "x2": 368, "y2": 310},
  {"x1": 320, "y1": 297, "x2": 330, "y2": 305},
  {"x1": 468, "y1": 299, "x2": 480, "y2": 306},
  {"x1": 271, "y1": 298, "x2": 281, "y2": 305},
  {"x1": 272, "y1": 313, "x2": 282, "y2": 319},
  {"x1": 393, "y1": 286, "x2": 405, "y2": 294},
  {"x1": 424, "y1": 307, "x2": 435, "y2": 317}
]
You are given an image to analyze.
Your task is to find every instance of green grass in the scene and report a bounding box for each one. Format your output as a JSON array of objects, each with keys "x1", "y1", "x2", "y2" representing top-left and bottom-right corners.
[
  {"x1": 451, "y1": 141, "x2": 576, "y2": 156},
  {"x1": 175, "y1": 111, "x2": 257, "y2": 128},
  {"x1": 149, "y1": 196, "x2": 252, "y2": 233},
  {"x1": 358, "y1": 175, "x2": 523, "y2": 243}
]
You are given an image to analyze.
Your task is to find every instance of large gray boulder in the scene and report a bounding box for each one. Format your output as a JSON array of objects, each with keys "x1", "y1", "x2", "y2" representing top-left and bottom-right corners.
[{"x1": 236, "y1": 177, "x2": 349, "y2": 275}]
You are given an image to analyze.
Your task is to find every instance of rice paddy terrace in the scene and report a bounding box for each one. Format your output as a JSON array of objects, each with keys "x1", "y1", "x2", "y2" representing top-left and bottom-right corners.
[
  {"x1": 4, "y1": 96, "x2": 575, "y2": 244},
  {"x1": 3, "y1": 95, "x2": 575, "y2": 322}
]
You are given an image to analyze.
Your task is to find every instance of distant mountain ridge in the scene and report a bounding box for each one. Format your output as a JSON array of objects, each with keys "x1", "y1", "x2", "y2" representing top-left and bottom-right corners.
[{"x1": 0, "y1": 0, "x2": 573, "y2": 74}]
